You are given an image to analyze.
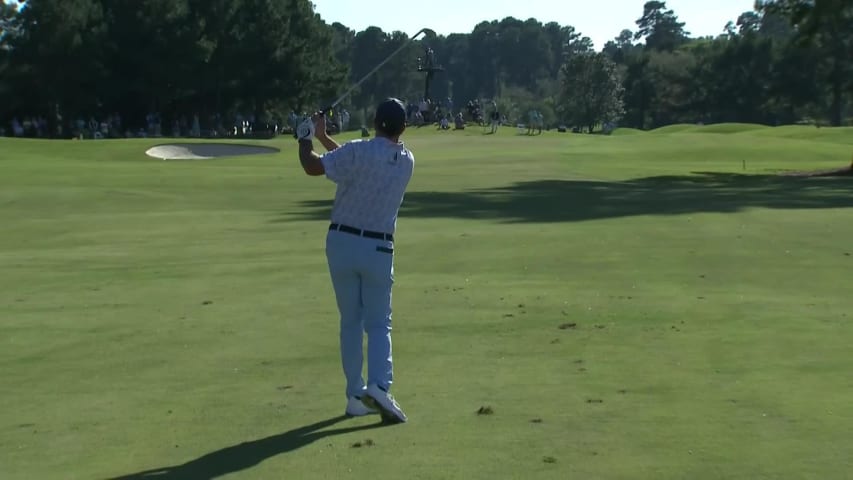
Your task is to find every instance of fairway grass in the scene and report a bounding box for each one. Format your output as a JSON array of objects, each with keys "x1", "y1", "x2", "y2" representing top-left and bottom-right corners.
[{"x1": 1, "y1": 127, "x2": 852, "y2": 479}]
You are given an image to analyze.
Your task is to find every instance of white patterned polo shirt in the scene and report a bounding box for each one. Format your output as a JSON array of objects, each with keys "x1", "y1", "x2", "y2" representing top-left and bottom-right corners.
[{"x1": 321, "y1": 137, "x2": 415, "y2": 234}]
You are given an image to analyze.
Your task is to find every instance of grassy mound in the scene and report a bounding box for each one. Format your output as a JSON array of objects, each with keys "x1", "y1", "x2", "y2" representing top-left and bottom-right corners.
[
  {"x1": 694, "y1": 123, "x2": 769, "y2": 134},
  {"x1": 610, "y1": 128, "x2": 645, "y2": 136},
  {"x1": 743, "y1": 125, "x2": 853, "y2": 145},
  {"x1": 648, "y1": 123, "x2": 697, "y2": 134},
  {"x1": 649, "y1": 123, "x2": 771, "y2": 135}
]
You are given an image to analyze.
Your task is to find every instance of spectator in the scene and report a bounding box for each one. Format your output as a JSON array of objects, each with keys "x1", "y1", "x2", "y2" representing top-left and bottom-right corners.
[
  {"x1": 454, "y1": 112, "x2": 465, "y2": 130},
  {"x1": 12, "y1": 118, "x2": 24, "y2": 137},
  {"x1": 419, "y1": 98, "x2": 431, "y2": 123}
]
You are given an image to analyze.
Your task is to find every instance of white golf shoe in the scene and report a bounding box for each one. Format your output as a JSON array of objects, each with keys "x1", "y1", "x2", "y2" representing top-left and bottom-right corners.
[
  {"x1": 362, "y1": 384, "x2": 408, "y2": 424},
  {"x1": 345, "y1": 396, "x2": 378, "y2": 417}
]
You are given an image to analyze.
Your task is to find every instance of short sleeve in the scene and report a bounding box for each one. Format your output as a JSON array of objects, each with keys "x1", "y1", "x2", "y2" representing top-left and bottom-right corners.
[{"x1": 321, "y1": 140, "x2": 360, "y2": 183}]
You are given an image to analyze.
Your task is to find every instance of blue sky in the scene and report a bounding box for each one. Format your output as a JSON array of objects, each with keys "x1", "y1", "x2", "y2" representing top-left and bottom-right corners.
[{"x1": 313, "y1": 0, "x2": 757, "y2": 49}]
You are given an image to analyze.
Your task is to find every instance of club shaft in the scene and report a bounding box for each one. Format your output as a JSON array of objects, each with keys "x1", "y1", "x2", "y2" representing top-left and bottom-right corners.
[{"x1": 329, "y1": 28, "x2": 432, "y2": 109}]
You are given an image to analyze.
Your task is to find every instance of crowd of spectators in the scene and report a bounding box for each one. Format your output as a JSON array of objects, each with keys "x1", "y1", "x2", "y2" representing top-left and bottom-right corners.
[
  {"x1": 1, "y1": 99, "x2": 517, "y2": 140},
  {"x1": 2, "y1": 111, "x2": 292, "y2": 140}
]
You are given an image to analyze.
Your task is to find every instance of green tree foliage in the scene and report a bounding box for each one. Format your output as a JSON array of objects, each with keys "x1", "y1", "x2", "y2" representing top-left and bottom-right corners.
[
  {"x1": 1, "y1": 0, "x2": 344, "y2": 131},
  {"x1": 0, "y1": 1, "x2": 20, "y2": 97},
  {"x1": 1, "y1": 1, "x2": 851, "y2": 135},
  {"x1": 609, "y1": 2, "x2": 845, "y2": 129},
  {"x1": 347, "y1": 27, "x2": 423, "y2": 109},
  {"x1": 603, "y1": 29, "x2": 637, "y2": 64},
  {"x1": 758, "y1": 0, "x2": 853, "y2": 126},
  {"x1": 0, "y1": 1, "x2": 19, "y2": 42},
  {"x1": 558, "y1": 52, "x2": 625, "y2": 132},
  {"x1": 634, "y1": 1, "x2": 689, "y2": 51},
  {"x1": 8, "y1": 0, "x2": 109, "y2": 119}
]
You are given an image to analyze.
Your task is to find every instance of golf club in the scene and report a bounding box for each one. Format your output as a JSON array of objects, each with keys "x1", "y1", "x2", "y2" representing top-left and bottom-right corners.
[
  {"x1": 297, "y1": 27, "x2": 436, "y2": 140},
  {"x1": 329, "y1": 27, "x2": 435, "y2": 110}
]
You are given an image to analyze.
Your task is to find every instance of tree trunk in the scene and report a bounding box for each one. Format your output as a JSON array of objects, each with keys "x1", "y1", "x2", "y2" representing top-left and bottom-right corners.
[
  {"x1": 829, "y1": 52, "x2": 843, "y2": 126},
  {"x1": 216, "y1": 65, "x2": 223, "y2": 119},
  {"x1": 827, "y1": 27, "x2": 845, "y2": 127},
  {"x1": 830, "y1": 80, "x2": 842, "y2": 127}
]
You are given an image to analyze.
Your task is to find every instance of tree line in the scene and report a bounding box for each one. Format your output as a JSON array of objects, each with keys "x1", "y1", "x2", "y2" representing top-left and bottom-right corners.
[{"x1": 0, "y1": 0, "x2": 850, "y2": 138}]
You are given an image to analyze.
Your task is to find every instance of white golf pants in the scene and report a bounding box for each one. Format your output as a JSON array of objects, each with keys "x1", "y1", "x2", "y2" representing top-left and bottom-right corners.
[{"x1": 325, "y1": 229, "x2": 395, "y2": 398}]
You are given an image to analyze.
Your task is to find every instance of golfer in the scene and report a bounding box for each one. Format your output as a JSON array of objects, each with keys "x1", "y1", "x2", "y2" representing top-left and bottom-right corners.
[{"x1": 297, "y1": 98, "x2": 413, "y2": 423}]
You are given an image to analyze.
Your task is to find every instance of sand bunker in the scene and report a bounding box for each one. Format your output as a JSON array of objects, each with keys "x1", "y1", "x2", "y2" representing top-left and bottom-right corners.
[{"x1": 145, "y1": 143, "x2": 280, "y2": 160}]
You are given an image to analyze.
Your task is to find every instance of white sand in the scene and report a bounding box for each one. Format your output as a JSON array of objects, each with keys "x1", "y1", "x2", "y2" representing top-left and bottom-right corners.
[{"x1": 145, "y1": 143, "x2": 280, "y2": 160}]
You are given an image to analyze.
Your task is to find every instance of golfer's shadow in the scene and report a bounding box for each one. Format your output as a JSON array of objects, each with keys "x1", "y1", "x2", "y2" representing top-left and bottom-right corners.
[{"x1": 108, "y1": 415, "x2": 389, "y2": 480}]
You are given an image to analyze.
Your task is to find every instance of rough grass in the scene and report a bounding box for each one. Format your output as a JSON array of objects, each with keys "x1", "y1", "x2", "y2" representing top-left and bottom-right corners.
[{"x1": 1, "y1": 126, "x2": 852, "y2": 480}]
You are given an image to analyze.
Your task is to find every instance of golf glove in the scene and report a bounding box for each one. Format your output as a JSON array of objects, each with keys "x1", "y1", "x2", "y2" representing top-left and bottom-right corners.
[{"x1": 296, "y1": 117, "x2": 315, "y2": 141}]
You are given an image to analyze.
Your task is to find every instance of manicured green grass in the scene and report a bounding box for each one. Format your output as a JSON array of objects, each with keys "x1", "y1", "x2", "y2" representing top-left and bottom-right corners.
[
  {"x1": 746, "y1": 125, "x2": 853, "y2": 146},
  {"x1": 648, "y1": 123, "x2": 698, "y2": 134},
  {"x1": 610, "y1": 127, "x2": 644, "y2": 136},
  {"x1": 624, "y1": 123, "x2": 853, "y2": 150},
  {"x1": 649, "y1": 122, "x2": 785, "y2": 135},
  {"x1": 1, "y1": 126, "x2": 852, "y2": 479},
  {"x1": 691, "y1": 123, "x2": 770, "y2": 134}
]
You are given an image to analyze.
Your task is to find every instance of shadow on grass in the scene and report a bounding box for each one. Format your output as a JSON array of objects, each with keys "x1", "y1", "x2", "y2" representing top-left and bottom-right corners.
[
  {"x1": 107, "y1": 415, "x2": 388, "y2": 480},
  {"x1": 285, "y1": 172, "x2": 853, "y2": 224}
]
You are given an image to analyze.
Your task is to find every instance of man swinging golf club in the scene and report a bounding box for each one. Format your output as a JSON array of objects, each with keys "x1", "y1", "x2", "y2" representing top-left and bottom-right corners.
[{"x1": 297, "y1": 98, "x2": 414, "y2": 423}]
